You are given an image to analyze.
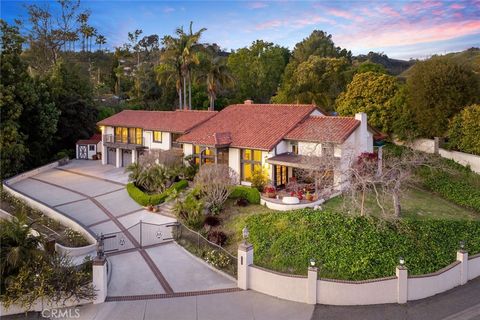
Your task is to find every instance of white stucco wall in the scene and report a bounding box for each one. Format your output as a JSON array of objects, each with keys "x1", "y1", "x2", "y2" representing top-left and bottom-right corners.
[
  {"x1": 229, "y1": 148, "x2": 241, "y2": 180},
  {"x1": 275, "y1": 141, "x2": 289, "y2": 154},
  {"x1": 248, "y1": 266, "x2": 308, "y2": 303},
  {"x1": 143, "y1": 130, "x2": 171, "y2": 150},
  {"x1": 468, "y1": 254, "x2": 480, "y2": 280},
  {"x1": 298, "y1": 142, "x2": 322, "y2": 157},
  {"x1": 317, "y1": 278, "x2": 397, "y2": 305},
  {"x1": 407, "y1": 263, "x2": 461, "y2": 301},
  {"x1": 183, "y1": 143, "x2": 193, "y2": 157}
]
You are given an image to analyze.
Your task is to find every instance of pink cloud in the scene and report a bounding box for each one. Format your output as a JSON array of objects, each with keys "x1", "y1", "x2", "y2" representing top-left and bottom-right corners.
[
  {"x1": 402, "y1": 0, "x2": 442, "y2": 14},
  {"x1": 327, "y1": 8, "x2": 354, "y2": 19},
  {"x1": 255, "y1": 14, "x2": 336, "y2": 30},
  {"x1": 450, "y1": 3, "x2": 465, "y2": 9},
  {"x1": 247, "y1": 2, "x2": 268, "y2": 9},
  {"x1": 337, "y1": 19, "x2": 480, "y2": 48},
  {"x1": 377, "y1": 5, "x2": 401, "y2": 17}
]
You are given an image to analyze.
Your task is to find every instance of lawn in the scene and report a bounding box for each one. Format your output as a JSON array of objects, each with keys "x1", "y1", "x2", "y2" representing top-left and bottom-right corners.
[{"x1": 323, "y1": 187, "x2": 480, "y2": 221}]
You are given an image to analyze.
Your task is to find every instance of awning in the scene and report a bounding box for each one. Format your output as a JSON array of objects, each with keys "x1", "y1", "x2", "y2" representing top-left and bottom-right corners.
[{"x1": 266, "y1": 153, "x2": 339, "y2": 170}]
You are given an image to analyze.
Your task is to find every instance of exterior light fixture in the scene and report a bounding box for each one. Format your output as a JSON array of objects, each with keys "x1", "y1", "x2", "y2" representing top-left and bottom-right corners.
[
  {"x1": 309, "y1": 258, "x2": 316, "y2": 267},
  {"x1": 460, "y1": 240, "x2": 465, "y2": 250},
  {"x1": 399, "y1": 257, "x2": 405, "y2": 266},
  {"x1": 242, "y1": 226, "x2": 249, "y2": 241}
]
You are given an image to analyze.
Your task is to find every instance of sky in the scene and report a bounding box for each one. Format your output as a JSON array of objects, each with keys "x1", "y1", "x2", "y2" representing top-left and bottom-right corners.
[{"x1": 2, "y1": 0, "x2": 480, "y2": 60}]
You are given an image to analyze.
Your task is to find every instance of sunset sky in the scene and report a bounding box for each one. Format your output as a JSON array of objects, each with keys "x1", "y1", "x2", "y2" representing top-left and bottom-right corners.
[{"x1": 2, "y1": 0, "x2": 480, "y2": 59}]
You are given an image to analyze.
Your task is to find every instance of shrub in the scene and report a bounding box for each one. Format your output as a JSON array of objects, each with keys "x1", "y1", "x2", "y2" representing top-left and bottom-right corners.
[
  {"x1": 194, "y1": 164, "x2": 237, "y2": 213},
  {"x1": 204, "y1": 216, "x2": 220, "y2": 227},
  {"x1": 446, "y1": 104, "x2": 480, "y2": 155},
  {"x1": 229, "y1": 186, "x2": 260, "y2": 204},
  {"x1": 207, "y1": 230, "x2": 227, "y2": 246},
  {"x1": 173, "y1": 193, "x2": 204, "y2": 230},
  {"x1": 204, "y1": 250, "x2": 230, "y2": 268},
  {"x1": 250, "y1": 168, "x2": 270, "y2": 192},
  {"x1": 126, "y1": 180, "x2": 188, "y2": 206},
  {"x1": 245, "y1": 209, "x2": 480, "y2": 280}
]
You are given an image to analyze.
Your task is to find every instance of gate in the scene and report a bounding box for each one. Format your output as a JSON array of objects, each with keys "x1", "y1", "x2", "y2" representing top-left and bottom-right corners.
[
  {"x1": 78, "y1": 145, "x2": 88, "y2": 159},
  {"x1": 100, "y1": 221, "x2": 176, "y2": 253}
]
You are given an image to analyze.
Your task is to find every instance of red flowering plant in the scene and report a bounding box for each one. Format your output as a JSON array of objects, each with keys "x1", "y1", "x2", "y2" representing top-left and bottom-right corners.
[{"x1": 264, "y1": 185, "x2": 276, "y2": 198}]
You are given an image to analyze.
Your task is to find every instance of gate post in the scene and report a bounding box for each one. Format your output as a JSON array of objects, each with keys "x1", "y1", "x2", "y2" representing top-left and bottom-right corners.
[
  {"x1": 396, "y1": 264, "x2": 408, "y2": 304},
  {"x1": 238, "y1": 242, "x2": 253, "y2": 290},
  {"x1": 92, "y1": 255, "x2": 107, "y2": 304}
]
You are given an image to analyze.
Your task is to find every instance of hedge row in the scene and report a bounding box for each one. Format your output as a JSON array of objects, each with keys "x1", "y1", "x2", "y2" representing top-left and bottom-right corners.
[
  {"x1": 229, "y1": 186, "x2": 261, "y2": 204},
  {"x1": 127, "y1": 180, "x2": 188, "y2": 206},
  {"x1": 245, "y1": 209, "x2": 480, "y2": 280}
]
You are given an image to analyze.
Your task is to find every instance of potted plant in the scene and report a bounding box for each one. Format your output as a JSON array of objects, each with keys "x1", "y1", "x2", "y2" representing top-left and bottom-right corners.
[
  {"x1": 305, "y1": 191, "x2": 313, "y2": 201},
  {"x1": 147, "y1": 204, "x2": 154, "y2": 212},
  {"x1": 297, "y1": 190, "x2": 304, "y2": 201},
  {"x1": 264, "y1": 185, "x2": 276, "y2": 198}
]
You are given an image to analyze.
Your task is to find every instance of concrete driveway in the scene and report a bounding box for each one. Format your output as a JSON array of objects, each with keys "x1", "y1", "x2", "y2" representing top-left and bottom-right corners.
[{"x1": 8, "y1": 160, "x2": 236, "y2": 298}]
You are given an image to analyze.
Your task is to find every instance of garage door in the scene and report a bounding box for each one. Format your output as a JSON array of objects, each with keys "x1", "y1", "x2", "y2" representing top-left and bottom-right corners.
[
  {"x1": 122, "y1": 150, "x2": 132, "y2": 167},
  {"x1": 107, "y1": 148, "x2": 116, "y2": 165}
]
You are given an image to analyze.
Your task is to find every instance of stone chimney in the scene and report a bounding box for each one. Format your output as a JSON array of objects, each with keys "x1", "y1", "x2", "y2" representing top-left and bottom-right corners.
[{"x1": 244, "y1": 99, "x2": 253, "y2": 104}]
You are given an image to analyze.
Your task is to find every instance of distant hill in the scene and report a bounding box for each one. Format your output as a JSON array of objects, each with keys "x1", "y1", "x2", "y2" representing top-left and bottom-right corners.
[
  {"x1": 355, "y1": 52, "x2": 415, "y2": 76},
  {"x1": 400, "y1": 48, "x2": 480, "y2": 79}
]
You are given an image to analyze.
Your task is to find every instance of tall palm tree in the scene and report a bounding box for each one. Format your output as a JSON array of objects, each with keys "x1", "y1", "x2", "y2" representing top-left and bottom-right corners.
[
  {"x1": 176, "y1": 22, "x2": 206, "y2": 110},
  {"x1": 160, "y1": 35, "x2": 185, "y2": 109},
  {"x1": 199, "y1": 56, "x2": 235, "y2": 110},
  {"x1": 95, "y1": 34, "x2": 106, "y2": 52}
]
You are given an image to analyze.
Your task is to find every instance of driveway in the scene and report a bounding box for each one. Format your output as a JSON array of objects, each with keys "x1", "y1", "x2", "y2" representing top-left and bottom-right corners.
[{"x1": 8, "y1": 160, "x2": 236, "y2": 297}]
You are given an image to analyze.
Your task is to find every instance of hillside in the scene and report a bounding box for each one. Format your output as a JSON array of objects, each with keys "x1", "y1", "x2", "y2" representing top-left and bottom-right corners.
[{"x1": 355, "y1": 52, "x2": 415, "y2": 76}]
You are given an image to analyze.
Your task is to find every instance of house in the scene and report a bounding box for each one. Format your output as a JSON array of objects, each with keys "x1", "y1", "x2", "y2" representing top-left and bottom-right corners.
[
  {"x1": 177, "y1": 101, "x2": 373, "y2": 191},
  {"x1": 97, "y1": 110, "x2": 217, "y2": 167},
  {"x1": 97, "y1": 102, "x2": 374, "y2": 192},
  {"x1": 76, "y1": 134, "x2": 102, "y2": 160}
]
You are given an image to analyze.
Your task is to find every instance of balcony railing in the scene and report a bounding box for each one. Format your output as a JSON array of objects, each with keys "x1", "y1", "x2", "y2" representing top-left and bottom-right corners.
[{"x1": 103, "y1": 134, "x2": 144, "y2": 146}]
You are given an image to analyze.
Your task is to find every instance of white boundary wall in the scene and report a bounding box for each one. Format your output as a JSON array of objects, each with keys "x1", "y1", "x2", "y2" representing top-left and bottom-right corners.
[
  {"x1": 396, "y1": 138, "x2": 480, "y2": 173},
  {"x1": 239, "y1": 246, "x2": 480, "y2": 305}
]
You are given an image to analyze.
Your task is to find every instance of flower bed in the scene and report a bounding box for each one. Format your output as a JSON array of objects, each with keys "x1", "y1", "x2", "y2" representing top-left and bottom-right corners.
[{"x1": 126, "y1": 180, "x2": 188, "y2": 206}]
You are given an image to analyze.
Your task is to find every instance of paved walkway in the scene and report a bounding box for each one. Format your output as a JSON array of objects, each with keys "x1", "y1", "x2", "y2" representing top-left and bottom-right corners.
[{"x1": 8, "y1": 161, "x2": 236, "y2": 298}]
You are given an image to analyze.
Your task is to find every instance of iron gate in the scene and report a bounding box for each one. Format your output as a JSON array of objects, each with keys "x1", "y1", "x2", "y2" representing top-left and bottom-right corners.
[{"x1": 100, "y1": 221, "x2": 177, "y2": 253}]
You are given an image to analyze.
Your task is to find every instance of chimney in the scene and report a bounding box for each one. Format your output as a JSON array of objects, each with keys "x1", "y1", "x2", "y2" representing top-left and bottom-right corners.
[
  {"x1": 355, "y1": 112, "x2": 371, "y2": 153},
  {"x1": 244, "y1": 99, "x2": 253, "y2": 105}
]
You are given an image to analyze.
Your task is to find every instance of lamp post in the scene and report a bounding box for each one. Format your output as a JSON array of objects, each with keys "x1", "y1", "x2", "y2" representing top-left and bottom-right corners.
[
  {"x1": 309, "y1": 258, "x2": 316, "y2": 268},
  {"x1": 459, "y1": 240, "x2": 465, "y2": 251},
  {"x1": 399, "y1": 256, "x2": 405, "y2": 267},
  {"x1": 97, "y1": 234, "x2": 105, "y2": 259}
]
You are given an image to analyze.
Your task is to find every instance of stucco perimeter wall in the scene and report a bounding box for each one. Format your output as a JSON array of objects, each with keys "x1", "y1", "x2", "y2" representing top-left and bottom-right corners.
[
  {"x1": 407, "y1": 262, "x2": 461, "y2": 301},
  {"x1": 1, "y1": 297, "x2": 92, "y2": 316},
  {"x1": 317, "y1": 277, "x2": 397, "y2": 305},
  {"x1": 4, "y1": 160, "x2": 61, "y2": 185},
  {"x1": 468, "y1": 254, "x2": 480, "y2": 280},
  {"x1": 2, "y1": 185, "x2": 96, "y2": 245},
  {"x1": 55, "y1": 242, "x2": 97, "y2": 257},
  {"x1": 248, "y1": 266, "x2": 307, "y2": 303},
  {"x1": 439, "y1": 149, "x2": 480, "y2": 174}
]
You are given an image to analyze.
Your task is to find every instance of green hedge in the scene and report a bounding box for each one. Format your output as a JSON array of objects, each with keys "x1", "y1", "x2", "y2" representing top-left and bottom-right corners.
[
  {"x1": 127, "y1": 180, "x2": 188, "y2": 206},
  {"x1": 229, "y1": 186, "x2": 260, "y2": 204},
  {"x1": 245, "y1": 209, "x2": 480, "y2": 280}
]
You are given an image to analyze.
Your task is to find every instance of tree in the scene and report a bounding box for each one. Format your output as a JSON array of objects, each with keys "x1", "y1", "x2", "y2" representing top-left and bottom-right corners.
[
  {"x1": 49, "y1": 61, "x2": 97, "y2": 152},
  {"x1": 447, "y1": 104, "x2": 480, "y2": 155},
  {"x1": 1, "y1": 20, "x2": 31, "y2": 178},
  {"x1": 274, "y1": 31, "x2": 352, "y2": 109},
  {"x1": 194, "y1": 165, "x2": 237, "y2": 214},
  {"x1": 95, "y1": 34, "x2": 106, "y2": 51},
  {"x1": 199, "y1": 55, "x2": 235, "y2": 110},
  {"x1": 159, "y1": 33, "x2": 186, "y2": 109},
  {"x1": 273, "y1": 56, "x2": 351, "y2": 109},
  {"x1": 336, "y1": 71, "x2": 401, "y2": 134},
  {"x1": 406, "y1": 56, "x2": 479, "y2": 137},
  {"x1": 227, "y1": 40, "x2": 289, "y2": 103},
  {"x1": 356, "y1": 61, "x2": 387, "y2": 74}
]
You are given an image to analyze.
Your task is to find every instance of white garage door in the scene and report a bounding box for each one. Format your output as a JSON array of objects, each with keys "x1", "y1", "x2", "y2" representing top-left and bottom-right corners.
[{"x1": 107, "y1": 148, "x2": 116, "y2": 165}]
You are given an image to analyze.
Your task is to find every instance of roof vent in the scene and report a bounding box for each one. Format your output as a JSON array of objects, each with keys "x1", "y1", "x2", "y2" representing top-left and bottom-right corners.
[{"x1": 244, "y1": 99, "x2": 253, "y2": 105}]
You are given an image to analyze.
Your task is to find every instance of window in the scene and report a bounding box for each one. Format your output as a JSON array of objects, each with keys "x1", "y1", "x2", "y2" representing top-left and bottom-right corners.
[
  {"x1": 89, "y1": 145, "x2": 95, "y2": 151},
  {"x1": 291, "y1": 142, "x2": 298, "y2": 155},
  {"x1": 171, "y1": 133, "x2": 183, "y2": 149},
  {"x1": 241, "y1": 149, "x2": 262, "y2": 181},
  {"x1": 153, "y1": 131, "x2": 162, "y2": 142},
  {"x1": 114, "y1": 127, "x2": 142, "y2": 144},
  {"x1": 193, "y1": 145, "x2": 215, "y2": 165}
]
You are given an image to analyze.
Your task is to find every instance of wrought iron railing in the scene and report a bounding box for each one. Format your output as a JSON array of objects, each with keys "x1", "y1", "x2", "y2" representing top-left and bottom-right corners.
[
  {"x1": 173, "y1": 223, "x2": 237, "y2": 277},
  {"x1": 103, "y1": 134, "x2": 143, "y2": 146}
]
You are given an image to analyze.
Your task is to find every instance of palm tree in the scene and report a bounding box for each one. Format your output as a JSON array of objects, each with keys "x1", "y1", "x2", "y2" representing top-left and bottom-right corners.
[
  {"x1": 199, "y1": 56, "x2": 235, "y2": 110},
  {"x1": 176, "y1": 22, "x2": 206, "y2": 110},
  {"x1": 159, "y1": 34, "x2": 185, "y2": 109},
  {"x1": 95, "y1": 34, "x2": 106, "y2": 52},
  {"x1": 0, "y1": 215, "x2": 44, "y2": 288}
]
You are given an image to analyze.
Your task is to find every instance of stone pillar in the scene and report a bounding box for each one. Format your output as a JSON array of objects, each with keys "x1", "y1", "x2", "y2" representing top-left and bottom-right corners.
[
  {"x1": 434, "y1": 137, "x2": 440, "y2": 154},
  {"x1": 115, "y1": 148, "x2": 121, "y2": 168},
  {"x1": 101, "y1": 144, "x2": 107, "y2": 165},
  {"x1": 132, "y1": 150, "x2": 137, "y2": 164},
  {"x1": 306, "y1": 266, "x2": 318, "y2": 304},
  {"x1": 92, "y1": 256, "x2": 107, "y2": 304},
  {"x1": 237, "y1": 242, "x2": 254, "y2": 290},
  {"x1": 457, "y1": 250, "x2": 469, "y2": 285},
  {"x1": 396, "y1": 266, "x2": 408, "y2": 304}
]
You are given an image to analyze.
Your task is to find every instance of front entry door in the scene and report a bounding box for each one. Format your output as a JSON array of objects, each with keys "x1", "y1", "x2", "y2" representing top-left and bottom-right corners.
[
  {"x1": 275, "y1": 165, "x2": 288, "y2": 188},
  {"x1": 78, "y1": 145, "x2": 88, "y2": 159}
]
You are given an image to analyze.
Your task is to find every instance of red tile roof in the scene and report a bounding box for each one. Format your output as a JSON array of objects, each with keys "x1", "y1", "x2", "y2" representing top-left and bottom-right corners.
[
  {"x1": 97, "y1": 110, "x2": 217, "y2": 133},
  {"x1": 284, "y1": 116, "x2": 360, "y2": 144},
  {"x1": 177, "y1": 104, "x2": 317, "y2": 150},
  {"x1": 76, "y1": 133, "x2": 102, "y2": 145}
]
